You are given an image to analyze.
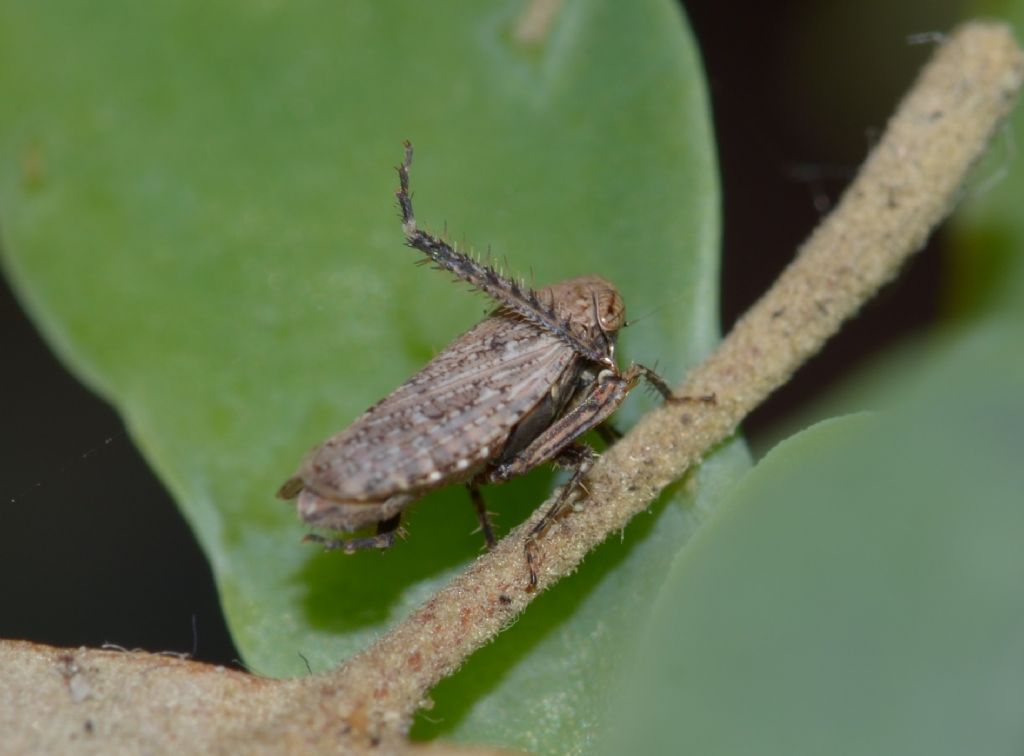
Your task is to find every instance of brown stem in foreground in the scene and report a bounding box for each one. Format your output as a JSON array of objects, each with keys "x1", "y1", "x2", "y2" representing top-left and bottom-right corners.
[{"x1": 1, "y1": 21, "x2": 1021, "y2": 756}]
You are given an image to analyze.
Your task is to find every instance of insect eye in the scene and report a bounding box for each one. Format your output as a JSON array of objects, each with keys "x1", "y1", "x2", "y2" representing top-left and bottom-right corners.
[{"x1": 598, "y1": 300, "x2": 626, "y2": 333}]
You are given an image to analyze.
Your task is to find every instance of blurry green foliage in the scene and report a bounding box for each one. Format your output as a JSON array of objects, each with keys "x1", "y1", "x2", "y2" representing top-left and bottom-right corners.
[{"x1": 1, "y1": 1, "x2": 1022, "y2": 754}]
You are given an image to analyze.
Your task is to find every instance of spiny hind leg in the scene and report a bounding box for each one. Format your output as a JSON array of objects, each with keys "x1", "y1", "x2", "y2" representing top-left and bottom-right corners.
[{"x1": 395, "y1": 143, "x2": 603, "y2": 362}]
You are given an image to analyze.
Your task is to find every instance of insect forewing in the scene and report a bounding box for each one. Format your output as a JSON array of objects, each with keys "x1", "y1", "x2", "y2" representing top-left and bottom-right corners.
[{"x1": 297, "y1": 313, "x2": 577, "y2": 501}]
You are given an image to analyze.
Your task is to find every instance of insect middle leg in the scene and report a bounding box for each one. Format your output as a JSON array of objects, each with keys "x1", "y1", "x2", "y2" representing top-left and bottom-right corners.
[
  {"x1": 486, "y1": 370, "x2": 639, "y2": 589},
  {"x1": 521, "y1": 442, "x2": 600, "y2": 589},
  {"x1": 466, "y1": 481, "x2": 497, "y2": 550}
]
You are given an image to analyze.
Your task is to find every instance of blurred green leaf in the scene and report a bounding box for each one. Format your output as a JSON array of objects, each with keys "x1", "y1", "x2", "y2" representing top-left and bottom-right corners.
[
  {"x1": 0, "y1": 1, "x2": 736, "y2": 750},
  {"x1": 609, "y1": 320, "x2": 1024, "y2": 755}
]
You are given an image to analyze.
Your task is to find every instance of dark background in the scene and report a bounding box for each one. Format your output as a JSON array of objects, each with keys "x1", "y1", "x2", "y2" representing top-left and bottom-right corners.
[{"x1": 0, "y1": 1, "x2": 961, "y2": 666}]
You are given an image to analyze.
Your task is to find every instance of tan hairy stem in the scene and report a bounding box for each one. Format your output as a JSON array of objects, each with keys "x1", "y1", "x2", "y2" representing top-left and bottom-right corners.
[{"x1": 2, "y1": 20, "x2": 1021, "y2": 756}]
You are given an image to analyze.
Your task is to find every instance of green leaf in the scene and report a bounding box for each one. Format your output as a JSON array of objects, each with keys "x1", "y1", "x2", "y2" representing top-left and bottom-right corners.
[
  {"x1": 609, "y1": 320, "x2": 1024, "y2": 755},
  {"x1": 0, "y1": 1, "x2": 736, "y2": 751}
]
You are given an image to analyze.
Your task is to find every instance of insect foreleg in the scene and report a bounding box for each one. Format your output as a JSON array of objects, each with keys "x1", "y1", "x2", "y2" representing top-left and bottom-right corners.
[
  {"x1": 631, "y1": 362, "x2": 718, "y2": 405},
  {"x1": 630, "y1": 362, "x2": 677, "y2": 401}
]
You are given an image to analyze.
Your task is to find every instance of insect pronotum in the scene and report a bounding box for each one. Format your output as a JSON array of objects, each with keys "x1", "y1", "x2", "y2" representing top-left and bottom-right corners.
[{"x1": 277, "y1": 143, "x2": 676, "y2": 588}]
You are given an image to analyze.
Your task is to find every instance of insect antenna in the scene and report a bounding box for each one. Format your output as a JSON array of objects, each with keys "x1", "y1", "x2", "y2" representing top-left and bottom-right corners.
[
  {"x1": 396, "y1": 141, "x2": 611, "y2": 366},
  {"x1": 622, "y1": 296, "x2": 683, "y2": 329}
]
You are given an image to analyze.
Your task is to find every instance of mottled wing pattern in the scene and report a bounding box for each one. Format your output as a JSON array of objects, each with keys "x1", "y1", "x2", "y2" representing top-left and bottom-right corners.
[{"x1": 300, "y1": 314, "x2": 576, "y2": 501}]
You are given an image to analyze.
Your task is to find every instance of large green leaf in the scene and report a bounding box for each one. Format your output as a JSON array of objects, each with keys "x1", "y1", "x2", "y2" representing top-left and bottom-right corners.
[
  {"x1": 609, "y1": 320, "x2": 1024, "y2": 755},
  {"x1": 0, "y1": 1, "x2": 737, "y2": 750}
]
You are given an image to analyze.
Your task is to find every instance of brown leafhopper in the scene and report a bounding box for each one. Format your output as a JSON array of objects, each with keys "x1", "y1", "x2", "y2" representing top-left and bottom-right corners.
[{"x1": 278, "y1": 143, "x2": 673, "y2": 587}]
